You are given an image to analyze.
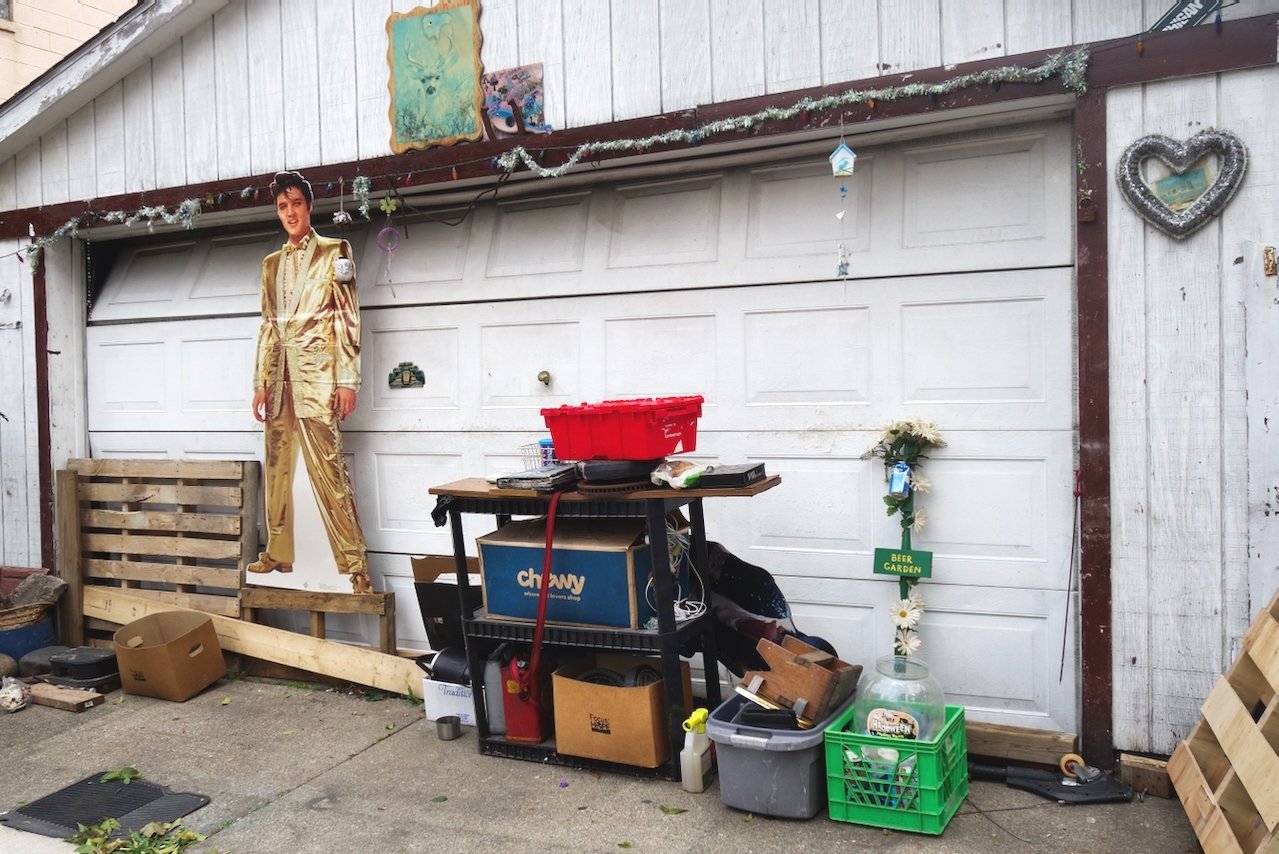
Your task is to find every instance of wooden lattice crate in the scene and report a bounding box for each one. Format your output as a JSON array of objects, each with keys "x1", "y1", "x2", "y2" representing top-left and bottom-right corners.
[
  {"x1": 1170, "y1": 588, "x2": 1279, "y2": 854},
  {"x1": 59, "y1": 459, "x2": 259, "y2": 644}
]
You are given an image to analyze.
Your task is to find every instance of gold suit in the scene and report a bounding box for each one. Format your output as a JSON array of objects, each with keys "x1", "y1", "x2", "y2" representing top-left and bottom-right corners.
[{"x1": 253, "y1": 229, "x2": 366, "y2": 577}]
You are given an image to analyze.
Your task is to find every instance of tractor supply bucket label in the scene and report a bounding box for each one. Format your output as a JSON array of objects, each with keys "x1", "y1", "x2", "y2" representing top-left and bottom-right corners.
[{"x1": 867, "y1": 708, "x2": 920, "y2": 739}]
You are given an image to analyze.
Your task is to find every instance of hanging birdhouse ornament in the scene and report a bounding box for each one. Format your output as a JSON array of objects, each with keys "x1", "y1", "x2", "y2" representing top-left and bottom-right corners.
[{"x1": 830, "y1": 142, "x2": 857, "y2": 176}]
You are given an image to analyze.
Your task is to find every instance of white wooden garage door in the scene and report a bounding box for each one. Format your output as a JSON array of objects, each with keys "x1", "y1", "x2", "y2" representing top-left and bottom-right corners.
[{"x1": 86, "y1": 118, "x2": 1077, "y2": 732}]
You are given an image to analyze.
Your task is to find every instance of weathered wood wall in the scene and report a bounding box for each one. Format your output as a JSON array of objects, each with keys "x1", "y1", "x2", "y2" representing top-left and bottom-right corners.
[
  {"x1": 0, "y1": 0, "x2": 1273, "y2": 210},
  {"x1": 1107, "y1": 63, "x2": 1279, "y2": 754}
]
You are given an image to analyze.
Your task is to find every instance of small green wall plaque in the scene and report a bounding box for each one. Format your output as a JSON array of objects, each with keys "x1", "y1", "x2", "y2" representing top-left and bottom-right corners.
[
  {"x1": 872, "y1": 548, "x2": 933, "y2": 579},
  {"x1": 388, "y1": 361, "x2": 425, "y2": 388}
]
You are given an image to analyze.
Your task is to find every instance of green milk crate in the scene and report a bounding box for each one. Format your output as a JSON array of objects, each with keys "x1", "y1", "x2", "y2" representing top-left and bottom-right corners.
[{"x1": 824, "y1": 704, "x2": 968, "y2": 835}]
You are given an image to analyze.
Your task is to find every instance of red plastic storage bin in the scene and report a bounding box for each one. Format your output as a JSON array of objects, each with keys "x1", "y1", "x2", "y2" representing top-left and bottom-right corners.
[{"x1": 540, "y1": 396, "x2": 703, "y2": 460}]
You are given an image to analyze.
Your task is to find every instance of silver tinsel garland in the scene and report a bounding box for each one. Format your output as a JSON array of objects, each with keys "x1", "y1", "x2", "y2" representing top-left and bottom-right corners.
[{"x1": 497, "y1": 47, "x2": 1091, "y2": 179}]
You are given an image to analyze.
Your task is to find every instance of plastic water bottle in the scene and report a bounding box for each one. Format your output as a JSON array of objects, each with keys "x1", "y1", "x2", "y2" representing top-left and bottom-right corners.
[
  {"x1": 680, "y1": 708, "x2": 715, "y2": 793},
  {"x1": 484, "y1": 655, "x2": 507, "y2": 735}
]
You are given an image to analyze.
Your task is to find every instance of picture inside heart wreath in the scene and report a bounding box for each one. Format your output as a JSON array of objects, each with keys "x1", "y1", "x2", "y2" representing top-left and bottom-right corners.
[{"x1": 1115, "y1": 128, "x2": 1247, "y2": 239}]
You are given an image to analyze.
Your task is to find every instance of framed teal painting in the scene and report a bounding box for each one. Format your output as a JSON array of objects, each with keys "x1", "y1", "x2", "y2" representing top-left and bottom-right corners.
[{"x1": 386, "y1": 1, "x2": 484, "y2": 153}]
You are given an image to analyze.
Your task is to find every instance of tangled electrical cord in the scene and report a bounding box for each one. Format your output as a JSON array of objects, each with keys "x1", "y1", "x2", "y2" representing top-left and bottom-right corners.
[{"x1": 642, "y1": 523, "x2": 707, "y2": 629}]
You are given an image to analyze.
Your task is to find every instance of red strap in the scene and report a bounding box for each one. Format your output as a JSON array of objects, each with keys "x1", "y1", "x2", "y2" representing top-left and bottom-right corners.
[{"x1": 521, "y1": 490, "x2": 562, "y2": 701}]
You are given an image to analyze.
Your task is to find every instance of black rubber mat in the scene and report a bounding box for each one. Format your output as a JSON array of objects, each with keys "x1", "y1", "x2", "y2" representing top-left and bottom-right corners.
[{"x1": 0, "y1": 773, "x2": 209, "y2": 839}]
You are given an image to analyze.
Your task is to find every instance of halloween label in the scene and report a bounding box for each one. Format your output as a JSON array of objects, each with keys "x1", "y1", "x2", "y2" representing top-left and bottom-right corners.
[
  {"x1": 867, "y1": 708, "x2": 920, "y2": 740},
  {"x1": 873, "y1": 548, "x2": 933, "y2": 579}
]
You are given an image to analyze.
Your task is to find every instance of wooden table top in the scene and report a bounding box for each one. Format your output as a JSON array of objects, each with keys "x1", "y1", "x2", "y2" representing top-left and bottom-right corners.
[{"x1": 429, "y1": 474, "x2": 781, "y2": 501}]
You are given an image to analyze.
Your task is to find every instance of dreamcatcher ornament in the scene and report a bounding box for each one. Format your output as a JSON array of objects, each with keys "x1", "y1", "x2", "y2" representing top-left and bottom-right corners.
[{"x1": 377, "y1": 195, "x2": 401, "y2": 279}]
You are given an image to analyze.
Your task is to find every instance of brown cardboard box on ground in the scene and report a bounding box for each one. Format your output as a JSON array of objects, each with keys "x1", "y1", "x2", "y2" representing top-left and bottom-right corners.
[
  {"x1": 114, "y1": 611, "x2": 226, "y2": 701},
  {"x1": 553, "y1": 653, "x2": 693, "y2": 768}
]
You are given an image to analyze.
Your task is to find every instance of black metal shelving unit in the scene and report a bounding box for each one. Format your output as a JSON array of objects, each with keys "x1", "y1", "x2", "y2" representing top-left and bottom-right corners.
[{"x1": 431, "y1": 476, "x2": 780, "y2": 781}]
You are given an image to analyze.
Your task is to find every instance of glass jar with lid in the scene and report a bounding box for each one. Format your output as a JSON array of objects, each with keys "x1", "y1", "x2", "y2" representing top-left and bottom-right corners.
[{"x1": 852, "y1": 655, "x2": 945, "y2": 740}]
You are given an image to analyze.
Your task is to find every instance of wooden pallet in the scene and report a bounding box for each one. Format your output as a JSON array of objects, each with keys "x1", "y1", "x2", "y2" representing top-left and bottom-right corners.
[
  {"x1": 240, "y1": 587, "x2": 397, "y2": 655},
  {"x1": 57, "y1": 458, "x2": 260, "y2": 646},
  {"x1": 1170, "y1": 588, "x2": 1279, "y2": 853}
]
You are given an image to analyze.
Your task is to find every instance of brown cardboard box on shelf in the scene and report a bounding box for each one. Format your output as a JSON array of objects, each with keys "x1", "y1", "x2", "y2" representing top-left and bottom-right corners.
[
  {"x1": 113, "y1": 611, "x2": 226, "y2": 702},
  {"x1": 737, "y1": 635, "x2": 862, "y2": 727},
  {"x1": 553, "y1": 653, "x2": 693, "y2": 768}
]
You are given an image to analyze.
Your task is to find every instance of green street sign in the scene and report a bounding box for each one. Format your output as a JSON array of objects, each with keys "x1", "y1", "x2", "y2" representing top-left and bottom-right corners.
[
  {"x1": 873, "y1": 548, "x2": 933, "y2": 579},
  {"x1": 1150, "y1": 0, "x2": 1220, "y2": 32}
]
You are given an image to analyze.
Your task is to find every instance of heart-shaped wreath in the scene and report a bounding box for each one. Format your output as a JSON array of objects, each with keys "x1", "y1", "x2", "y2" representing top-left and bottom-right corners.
[{"x1": 1115, "y1": 129, "x2": 1247, "y2": 239}]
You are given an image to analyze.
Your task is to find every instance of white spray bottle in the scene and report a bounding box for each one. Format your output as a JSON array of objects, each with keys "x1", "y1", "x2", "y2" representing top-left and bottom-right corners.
[{"x1": 680, "y1": 708, "x2": 715, "y2": 793}]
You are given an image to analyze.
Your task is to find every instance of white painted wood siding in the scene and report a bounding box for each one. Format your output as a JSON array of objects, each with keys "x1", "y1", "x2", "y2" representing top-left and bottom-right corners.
[
  {"x1": 1107, "y1": 64, "x2": 1279, "y2": 755},
  {"x1": 6, "y1": 0, "x2": 1275, "y2": 208}
]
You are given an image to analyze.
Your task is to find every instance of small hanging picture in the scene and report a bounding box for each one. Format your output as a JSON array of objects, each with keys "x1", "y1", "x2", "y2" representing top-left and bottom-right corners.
[
  {"x1": 388, "y1": 361, "x2": 425, "y2": 389},
  {"x1": 829, "y1": 142, "x2": 857, "y2": 176}
]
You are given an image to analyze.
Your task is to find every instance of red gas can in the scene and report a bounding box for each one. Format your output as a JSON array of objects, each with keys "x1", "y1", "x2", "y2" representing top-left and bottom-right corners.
[{"x1": 502, "y1": 649, "x2": 552, "y2": 744}]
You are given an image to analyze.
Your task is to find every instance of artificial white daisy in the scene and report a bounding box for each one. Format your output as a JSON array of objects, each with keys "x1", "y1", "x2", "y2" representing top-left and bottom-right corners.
[
  {"x1": 909, "y1": 472, "x2": 932, "y2": 494},
  {"x1": 895, "y1": 629, "x2": 922, "y2": 656},
  {"x1": 910, "y1": 506, "x2": 928, "y2": 533},
  {"x1": 907, "y1": 587, "x2": 926, "y2": 610},
  {"x1": 890, "y1": 598, "x2": 922, "y2": 630}
]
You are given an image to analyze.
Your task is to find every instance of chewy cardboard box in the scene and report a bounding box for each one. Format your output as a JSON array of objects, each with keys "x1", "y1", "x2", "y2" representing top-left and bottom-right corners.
[
  {"x1": 114, "y1": 611, "x2": 226, "y2": 702},
  {"x1": 477, "y1": 519, "x2": 687, "y2": 630},
  {"x1": 422, "y1": 676, "x2": 476, "y2": 726},
  {"x1": 553, "y1": 653, "x2": 693, "y2": 768}
]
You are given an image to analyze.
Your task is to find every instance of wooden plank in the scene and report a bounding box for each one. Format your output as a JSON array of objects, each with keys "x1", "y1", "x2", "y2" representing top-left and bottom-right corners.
[
  {"x1": 281, "y1": 0, "x2": 321, "y2": 170},
  {"x1": 763, "y1": 0, "x2": 821, "y2": 94},
  {"x1": 310, "y1": 610, "x2": 326, "y2": 639},
  {"x1": 819, "y1": 0, "x2": 877, "y2": 85},
  {"x1": 213, "y1": 1, "x2": 251, "y2": 180},
  {"x1": 55, "y1": 470, "x2": 84, "y2": 647},
  {"x1": 30, "y1": 682, "x2": 104, "y2": 712},
  {"x1": 879, "y1": 0, "x2": 940, "y2": 75},
  {"x1": 610, "y1": 0, "x2": 660, "y2": 121},
  {"x1": 181, "y1": 18, "x2": 218, "y2": 184},
  {"x1": 83, "y1": 533, "x2": 242, "y2": 562},
  {"x1": 85, "y1": 586, "x2": 242, "y2": 618},
  {"x1": 658, "y1": 0, "x2": 711, "y2": 111},
  {"x1": 151, "y1": 40, "x2": 186, "y2": 189},
  {"x1": 39, "y1": 122, "x2": 69, "y2": 206},
  {"x1": 380, "y1": 593, "x2": 396, "y2": 656},
  {"x1": 93, "y1": 82, "x2": 124, "y2": 198},
  {"x1": 353, "y1": 0, "x2": 393, "y2": 161},
  {"x1": 83, "y1": 559, "x2": 241, "y2": 589},
  {"x1": 79, "y1": 483, "x2": 243, "y2": 508},
  {"x1": 562, "y1": 0, "x2": 612, "y2": 128},
  {"x1": 247, "y1": 0, "x2": 286, "y2": 176},
  {"x1": 1003, "y1": 0, "x2": 1070, "y2": 55},
  {"x1": 1072, "y1": 0, "x2": 1142, "y2": 43},
  {"x1": 517, "y1": 0, "x2": 566, "y2": 132},
  {"x1": 239, "y1": 460, "x2": 259, "y2": 590},
  {"x1": 478, "y1": 0, "x2": 520, "y2": 74},
  {"x1": 1170, "y1": 741, "x2": 1248, "y2": 854},
  {"x1": 965, "y1": 720, "x2": 1077, "y2": 767},
  {"x1": 239, "y1": 586, "x2": 392, "y2": 615},
  {"x1": 14, "y1": 140, "x2": 39, "y2": 209},
  {"x1": 83, "y1": 588, "x2": 421, "y2": 696},
  {"x1": 1244, "y1": 610, "x2": 1279, "y2": 691},
  {"x1": 1143, "y1": 75, "x2": 1225, "y2": 755},
  {"x1": 68, "y1": 458, "x2": 245, "y2": 480},
  {"x1": 0, "y1": 157, "x2": 15, "y2": 210},
  {"x1": 939, "y1": 0, "x2": 1004, "y2": 65},
  {"x1": 65, "y1": 102, "x2": 96, "y2": 212},
  {"x1": 82, "y1": 509, "x2": 241, "y2": 536},
  {"x1": 1117, "y1": 753, "x2": 1174, "y2": 799},
  {"x1": 122, "y1": 62, "x2": 156, "y2": 194},
  {"x1": 0, "y1": 238, "x2": 29, "y2": 567},
  {"x1": 1202, "y1": 676, "x2": 1279, "y2": 830},
  {"x1": 709, "y1": 0, "x2": 764, "y2": 103},
  {"x1": 317, "y1": 0, "x2": 359, "y2": 166},
  {"x1": 1105, "y1": 82, "x2": 1151, "y2": 754}
]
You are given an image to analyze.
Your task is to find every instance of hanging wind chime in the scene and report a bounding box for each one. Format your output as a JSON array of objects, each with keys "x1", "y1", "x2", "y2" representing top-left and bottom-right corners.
[{"x1": 829, "y1": 125, "x2": 857, "y2": 279}]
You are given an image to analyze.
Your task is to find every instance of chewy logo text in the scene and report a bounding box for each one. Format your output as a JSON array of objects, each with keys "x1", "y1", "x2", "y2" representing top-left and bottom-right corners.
[{"x1": 517, "y1": 568, "x2": 586, "y2": 596}]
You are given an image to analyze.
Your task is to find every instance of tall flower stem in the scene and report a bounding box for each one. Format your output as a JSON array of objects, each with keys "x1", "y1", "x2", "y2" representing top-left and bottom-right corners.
[{"x1": 899, "y1": 493, "x2": 913, "y2": 600}]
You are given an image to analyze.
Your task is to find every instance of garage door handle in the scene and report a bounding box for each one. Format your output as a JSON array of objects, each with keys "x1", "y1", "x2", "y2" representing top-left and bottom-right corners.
[{"x1": 537, "y1": 370, "x2": 551, "y2": 386}]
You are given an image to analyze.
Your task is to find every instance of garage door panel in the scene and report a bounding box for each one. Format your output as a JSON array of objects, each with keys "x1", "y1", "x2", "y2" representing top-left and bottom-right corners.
[
  {"x1": 743, "y1": 306, "x2": 870, "y2": 405},
  {"x1": 93, "y1": 339, "x2": 166, "y2": 414},
  {"x1": 902, "y1": 298, "x2": 1047, "y2": 404},
  {"x1": 486, "y1": 192, "x2": 591, "y2": 277},
  {"x1": 746, "y1": 158, "x2": 874, "y2": 258},
  {"x1": 363, "y1": 212, "x2": 472, "y2": 300},
  {"x1": 364, "y1": 325, "x2": 460, "y2": 415},
  {"x1": 180, "y1": 336, "x2": 254, "y2": 412},
  {"x1": 479, "y1": 320, "x2": 582, "y2": 409},
  {"x1": 190, "y1": 230, "x2": 279, "y2": 302},
  {"x1": 608, "y1": 175, "x2": 723, "y2": 268},
  {"x1": 781, "y1": 576, "x2": 1076, "y2": 730},
  {"x1": 604, "y1": 313, "x2": 716, "y2": 398},
  {"x1": 693, "y1": 430, "x2": 1071, "y2": 591}
]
